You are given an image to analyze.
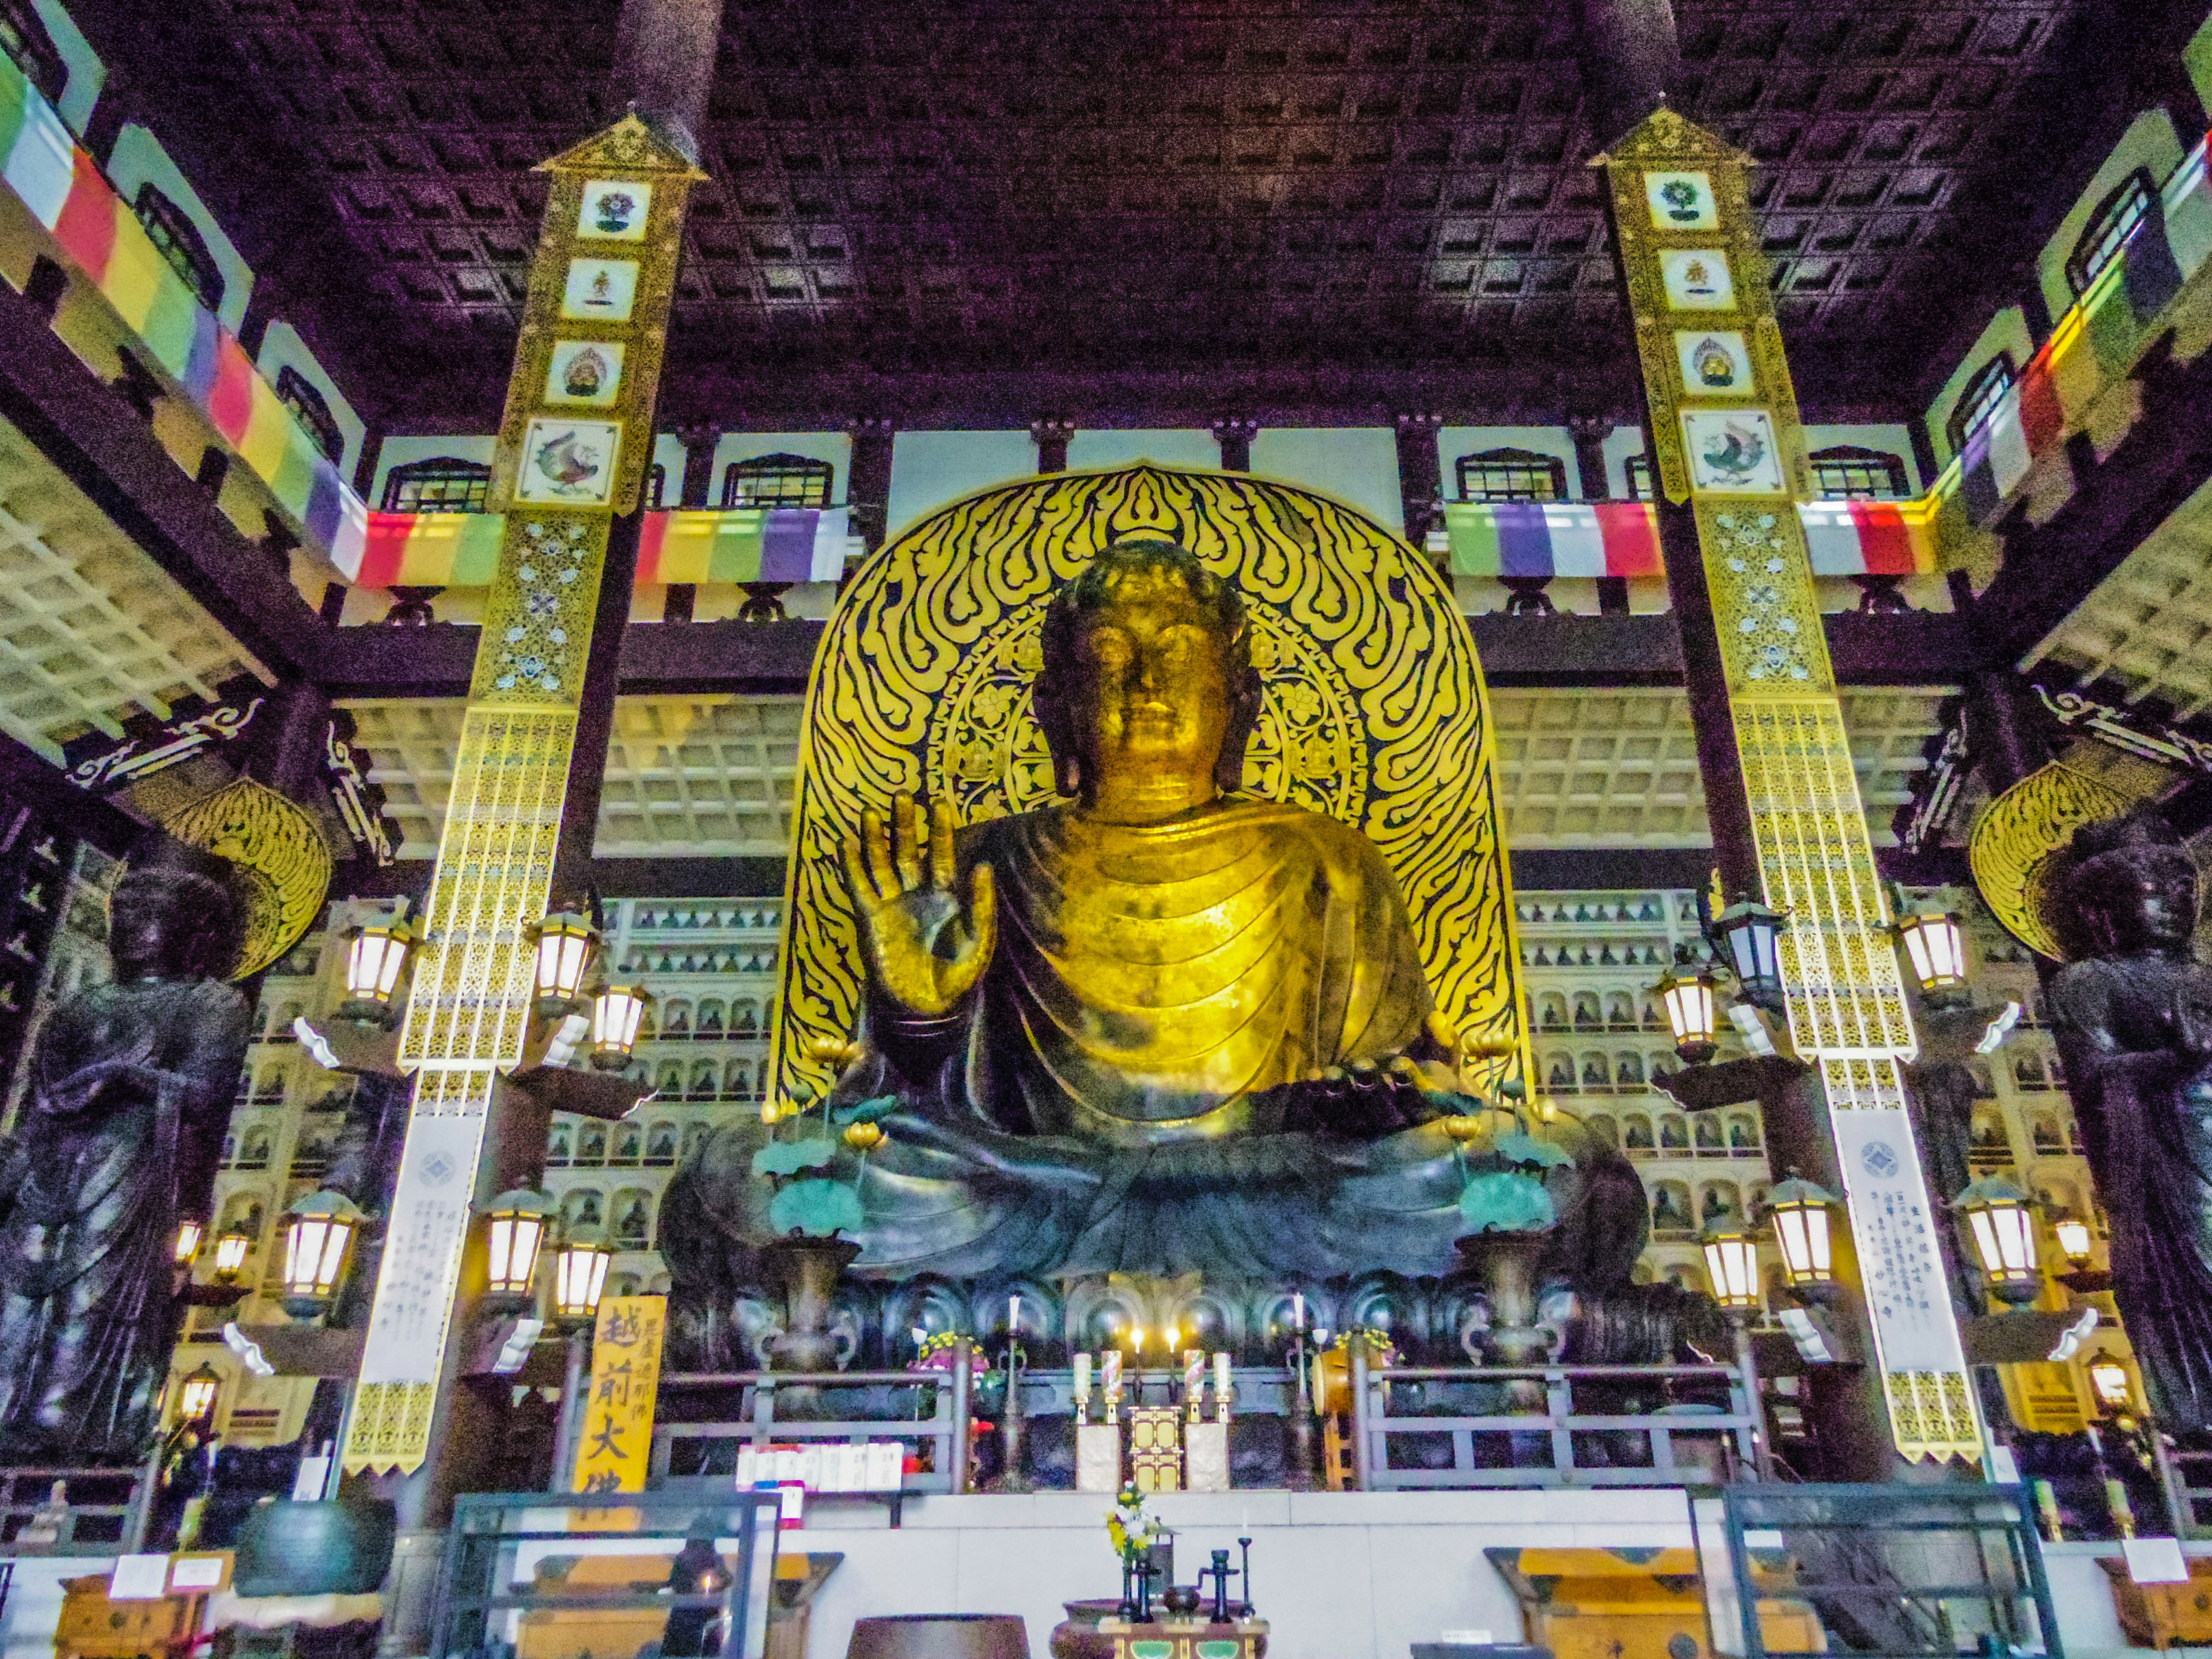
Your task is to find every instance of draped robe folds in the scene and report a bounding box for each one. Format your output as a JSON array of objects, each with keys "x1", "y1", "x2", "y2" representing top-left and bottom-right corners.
[
  {"x1": 956, "y1": 801, "x2": 1435, "y2": 1142},
  {"x1": 2048, "y1": 952, "x2": 2212, "y2": 1431},
  {"x1": 836, "y1": 799, "x2": 1492, "y2": 1278},
  {"x1": 0, "y1": 978, "x2": 248, "y2": 1461}
]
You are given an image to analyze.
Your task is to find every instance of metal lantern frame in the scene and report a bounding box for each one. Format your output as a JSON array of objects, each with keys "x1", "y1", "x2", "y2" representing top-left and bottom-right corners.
[
  {"x1": 1706, "y1": 894, "x2": 1789, "y2": 1012},
  {"x1": 211, "y1": 1225, "x2": 253, "y2": 1285},
  {"x1": 483, "y1": 1188, "x2": 555, "y2": 1302},
  {"x1": 1893, "y1": 895, "x2": 1971, "y2": 1009},
  {"x1": 530, "y1": 910, "x2": 601, "y2": 1016},
  {"x1": 552, "y1": 1226, "x2": 614, "y2": 1325},
  {"x1": 1702, "y1": 1224, "x2": 1763, "y2": 1310},
  {"x1": 590, "y1": 982, "x2": 654, "y2": 1070},
  {"x1": 175, "y1": 1362, "x2": 222, "y2": 1432},
  {"x1": 338, "y1": 909, "x2": 417, "y2": 1024},
  {"x1": 1764, "y1": 1171, "x2": 1841, "y2": 1297},
  {"x1": 1654, "y1": 954, "x2": 1721, "y2": 1066},
  {"x1": 173, "y1": 1217, "x2": 204, "y2": 1266},
  {"x1": 2052, "y1": 1213, "x2": 2095, "y2": 1271},
  {"x1": 2086, "y1": 1349, "x2": 2134, "y2": 1415},
  {"x1": 279, "y1": 1189, "x2": 365, "y2": 1320},
  {"x1": 1956, "y1": 1173, "x2": 2041, "y2": 1306}
]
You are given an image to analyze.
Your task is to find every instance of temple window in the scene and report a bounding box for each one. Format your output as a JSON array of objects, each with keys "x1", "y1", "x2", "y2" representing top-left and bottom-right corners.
[
  {"x1": 2067, "y1": 170, "x2": 2154, "y2": 296},
  {"x1": 1810, "y1": 445, "x2": 1910, "y2": 501},
  {"x1": 1455, "y1": 448, "x2": 1566, "y2": 503},
  {"x1": 275, "y1": 367, "x2": 344, "y2": 465},
  {"x1": 722, "y1": 453, "x2": 835, "y2": 509},
  {"x1": 1947, "y1": 355, "x2": 2016, "y2": 453},
  {"x1": 133, "y1": 184, "x2": 225, "y2": 313},
  {"x1": 382, "y1": 457, "x2": 492, "y2": 513}
]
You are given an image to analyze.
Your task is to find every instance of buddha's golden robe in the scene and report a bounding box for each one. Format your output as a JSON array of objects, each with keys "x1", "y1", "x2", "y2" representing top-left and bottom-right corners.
[{"x1": 937, "y1": 800, "x2": 1434, "y2": 1145}]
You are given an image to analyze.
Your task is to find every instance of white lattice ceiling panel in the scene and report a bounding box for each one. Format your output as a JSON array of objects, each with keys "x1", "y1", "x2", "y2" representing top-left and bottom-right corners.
[
  {"x1": 1491, "y1": 685, "x2": 1953, "y2": 849},
  {"x1": 2027, "y1": 476, "x2": 2212, "y2": 720},
  {"x1": 339, "y1": 694, "x2": 805, "y2": 859},
  {"x1": 0, "y1": 419, "x2": 267, "y2": 759}
]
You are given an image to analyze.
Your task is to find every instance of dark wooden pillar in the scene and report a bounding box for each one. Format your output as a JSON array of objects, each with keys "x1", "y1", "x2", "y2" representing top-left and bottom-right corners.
[
  {"x1": 847, "y1": 416, "x2": 895, "y2": 552},
  {"x1": 1393, "y1": 414, "x2": 1443, "y2": 546},
  {"x1": 1569, "y1": 414, "x2": 1633, "y2": 615}
]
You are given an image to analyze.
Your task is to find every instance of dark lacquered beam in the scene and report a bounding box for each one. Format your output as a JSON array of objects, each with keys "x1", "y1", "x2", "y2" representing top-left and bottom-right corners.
[
  {"x1": 317, "y1": 609, "x2": 1982, "y2": 702},
  {"x1": 0, "y1": 281, "x2": 331, "y2": 681}
]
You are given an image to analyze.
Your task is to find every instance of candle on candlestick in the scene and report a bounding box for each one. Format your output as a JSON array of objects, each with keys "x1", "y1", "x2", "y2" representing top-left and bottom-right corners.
[
  {"x1": 1102, "y1": 1348, "x2": 1123, "y2": 1403},
  {"x1": 1214, "y1": 1350, "x2": 1232, "y2": 1421},
  {"x1": 1184, "y1": 1349, "x2": 1203, "y2": 1421},
  {"x1": 1073, "y1": 1351, "x2": 1092, "y2": 1425},
  {"x1": 1009, "y1": 1293, "x2": 1021, "y2": 1334},
  {"x1": 1291, "y1": 1292, "x2": 1305, "y2": 1331}
]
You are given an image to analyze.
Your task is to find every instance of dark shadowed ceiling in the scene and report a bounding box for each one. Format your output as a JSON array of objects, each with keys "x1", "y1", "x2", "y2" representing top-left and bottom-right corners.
[{"x1": 66, "y1": 0, "x2": 2192, "y2": 430}]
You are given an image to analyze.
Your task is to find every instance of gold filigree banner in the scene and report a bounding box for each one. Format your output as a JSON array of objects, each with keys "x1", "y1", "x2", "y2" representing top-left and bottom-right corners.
[
  {"x1": 770, "y1": 464, "x2": 1527, "y2": 1109},
  {"x1": 1603, "y1": 110, "x2": 1981, "y2": 1463},
  {"x1": 343, "y1": 118, "x2": 702, "y2": 1478}
]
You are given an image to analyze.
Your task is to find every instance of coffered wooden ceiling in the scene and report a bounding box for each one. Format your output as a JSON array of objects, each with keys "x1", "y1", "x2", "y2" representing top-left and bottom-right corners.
[{"x1": 77, "y1": 0, "x2": 2164, "y2": 427}]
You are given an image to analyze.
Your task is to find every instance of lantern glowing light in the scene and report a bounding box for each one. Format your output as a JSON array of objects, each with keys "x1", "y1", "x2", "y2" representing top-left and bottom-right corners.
[
  {"x1": 338, "y1": 911, "x2": 415, "y2": 1023},
  {"x1": 483, "y1": 1188, "x2": 554, "y2": 1302},
  {"x1": 1894, "y1": 899, "x2": 1970, "y2": 1007},
  {"x1": 2088, "y1": 1351, "x2": 2134, "y2": 1414},
  {"x1": 531, "y1": 911, "x2": 599, "y2": 1014},
  {"x1": 175, "y1": 1363, "x2": 222, "y2": 1431},
  {"x1": 1957, "y1": 1175, "x2": 2040, "y2": 1306},
  {"x1": 279, "y1": 1190, "x2": 363, "y2": 1319},
  {"x1": 1702, "y1": 1225, "x2": 1762, "y2": 1310},
  {"x1": 211, "y1": 1226, "x2": 252, "y2": 1284},
  {"x1": 1707, "y1": 895, "x2": 1788, "y2": 1011},
  {"x1": 590, "y1": 983, "x2": 653, "y2": 1069},
  {"x1": 1765, "y1": 1171, "x2": 1840, "y2": 1294},
  {"x1": 173, "y1": 1218, "x2": 203, "y2": 1265},
  {"x1": 1655, "y1": 956, "x2": 1721, "y2": 1065},
  {"x1": 553, "y1": 1229, "x2": 613, "y2": 1324},
  {"x1": 2054, "y1": 1214, "x2": 2094, "y2": 1270}
]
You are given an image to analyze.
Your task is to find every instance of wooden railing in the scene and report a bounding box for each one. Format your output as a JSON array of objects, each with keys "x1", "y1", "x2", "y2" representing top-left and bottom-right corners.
[{"x1": 1350, "y1": 1354, "x2": 1760, "y2": 1489}]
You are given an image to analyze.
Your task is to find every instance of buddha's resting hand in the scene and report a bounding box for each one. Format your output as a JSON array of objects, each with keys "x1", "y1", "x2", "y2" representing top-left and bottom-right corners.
[{"x1": 842, "y1": 793, "x2": 997, "y2": 1018}]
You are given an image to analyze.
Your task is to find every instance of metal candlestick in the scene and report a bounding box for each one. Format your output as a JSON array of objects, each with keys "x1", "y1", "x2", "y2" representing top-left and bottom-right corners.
[
  {"x1": 988, "y1": 1338, "x2": 1032, "y2": 1492},
  {"x1": 1285, "y1": 1332, "x2": 1318, "y2": 1490}
]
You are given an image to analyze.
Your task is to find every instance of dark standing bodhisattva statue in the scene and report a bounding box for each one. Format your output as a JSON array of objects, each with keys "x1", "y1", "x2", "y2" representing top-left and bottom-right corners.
[
  {"x1": 0, "y1": 857, "x2": 249, "y2": 1461},
  {"x1": 2047, "y1": 813, "x2": 2212, "y2": 1430}
]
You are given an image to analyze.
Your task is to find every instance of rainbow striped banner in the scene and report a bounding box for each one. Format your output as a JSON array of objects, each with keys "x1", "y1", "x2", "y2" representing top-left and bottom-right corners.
[
  {"x1": 335, "y1": 507, "x2": 858, "y2": 589},
  {"x1": 1444, "y1": 499, "x2": 1933, "y2": 580},
  {"x1": 637, "y1": 506, "x2": 851, "y2": 585},
  {"x1": 0, "y1": 51, "x2": 366, "y2": 570},
  {"x1": 1442, "y1": 501, "x2": 1661, "y2": 578},
  {"x1": 1797, "y1": 500, "x2": 1937, "y2": 577},
  {"x1": 1931, "y1": 127, "x2": 2212, "y2": 541},
  {"x1": 344, "y1": 512, "x2": 505, "y2": 587}
]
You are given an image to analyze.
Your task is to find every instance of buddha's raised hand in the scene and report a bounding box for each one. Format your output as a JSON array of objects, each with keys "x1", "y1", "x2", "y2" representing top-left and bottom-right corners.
[{"x1": 842, "y1": 793, "x2": 997, "y2": 1017}]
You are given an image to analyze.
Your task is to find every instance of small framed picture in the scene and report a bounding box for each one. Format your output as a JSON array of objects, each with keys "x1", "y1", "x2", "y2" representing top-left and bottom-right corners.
[
  {"x1": 516, "y1": 417, "x2": 622, "y2": 506},
  {"x1": 544, "y1": 339, "x2": 626, "y2": 407},
  {"x1": 578, "y1": 180, "x2": 652, "y2": 241},
  {"x1": 1681, "y1": 409, "x2": 1787, "y2": 495},
  {"x1": 1674, "y1": 330, "x2": 1754, "y2": 395},
  {"x1": 560, "y1": 258, "x2": 639, "y2": 323},
  {"x1": 1660, "y1": 249, "x2": 1736, "y2": 312},
  {"x1": 1645, "y1": 171, "x2": 1718, "y2": 230}
]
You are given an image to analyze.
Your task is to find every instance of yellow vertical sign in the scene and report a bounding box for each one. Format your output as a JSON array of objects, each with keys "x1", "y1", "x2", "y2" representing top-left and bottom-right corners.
[
  {"x1": 1599, "y1": 109, "x2": 1983, "y2": 1464},
  {"x1": 573, "y1": 1295, "x2": 666, "y2": 1494}
]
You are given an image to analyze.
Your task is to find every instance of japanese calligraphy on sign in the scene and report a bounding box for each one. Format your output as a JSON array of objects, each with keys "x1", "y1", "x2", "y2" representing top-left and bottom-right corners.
[
  {"x1": 572, "y1": 1295, "x2": 666, "y2": 1494},
  {"x1": 1830, "y1": 1110, "x2": 1964, "y2": 1374}
]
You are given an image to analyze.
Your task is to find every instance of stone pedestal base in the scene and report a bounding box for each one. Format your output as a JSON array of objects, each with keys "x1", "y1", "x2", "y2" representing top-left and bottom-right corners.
[
  {"x1": 1076, "y1": 1424, "x2": 1122, "y2": 1493},
  {"x1": 1184, "y1": 1422, "x2": 1229, "y2": 1492}
]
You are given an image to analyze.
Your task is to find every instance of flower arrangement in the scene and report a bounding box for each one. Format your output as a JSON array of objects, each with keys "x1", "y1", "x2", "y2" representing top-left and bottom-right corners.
[
  {"x1": 749, "y1": 1043, "x2": 893, "y2": 1237},
  {"x1": 1105, "y1": 1482, "x2": 1161, "y2": 1565},
  {"x1": 1328, "y1": 1325, "x2": 1400, "y2": 1370},
  {"x1": 909, "y1": 1331, "x2": 988, "y2": 1378}
]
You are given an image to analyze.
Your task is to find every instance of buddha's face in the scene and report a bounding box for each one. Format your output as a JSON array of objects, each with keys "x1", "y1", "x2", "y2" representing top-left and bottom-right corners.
[
  {"x1": 1063, "y1": 569, "x2": 1235, "y2": 805},
  {"x1": 2078, "y1": 849, "x2": 2200, "y2": 956}
]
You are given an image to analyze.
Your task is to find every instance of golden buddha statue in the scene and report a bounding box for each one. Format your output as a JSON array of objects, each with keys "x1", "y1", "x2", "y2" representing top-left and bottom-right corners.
[{"x1": 843, "y1": 537, "x2": 1445, "y2": 1148}]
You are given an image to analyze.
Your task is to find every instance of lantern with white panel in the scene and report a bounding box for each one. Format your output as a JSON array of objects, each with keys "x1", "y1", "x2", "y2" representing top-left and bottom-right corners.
[
  {"x1": 590, "y1": 983, "x2": 653, "y2": 1070},
  {"x1": 1956, "y1": 1174, "x2": 2041, "y2": 1307},
  {"x1": 531, "y1": 911, "x2": 600, "y2": 1017},
  {"x1": 1655, "y1": 953, "x2": 1721, "y2": 1066},
  {"x1": 1764, "y1": 1171, "x2": 1840, "y2": 1302},
  {"x1": 279, "y1": 1190, "x2": 363, "y2": 1320},
  {"x1": 338, "y1": 908, "x2": 417, "y2": 1025},
  {"x1": 484, "y1": 1188, "x2": 555, "y2": 1306}
]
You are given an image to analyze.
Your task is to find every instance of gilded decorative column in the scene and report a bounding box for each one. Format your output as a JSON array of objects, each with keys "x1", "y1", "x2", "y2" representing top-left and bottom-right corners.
[
  {"x1": 343, "y1": 118, "x2": 704, "y2": 1478},
  {"x1": 1601, "y1": 111, "x2": 1983, "y2": 1464}
]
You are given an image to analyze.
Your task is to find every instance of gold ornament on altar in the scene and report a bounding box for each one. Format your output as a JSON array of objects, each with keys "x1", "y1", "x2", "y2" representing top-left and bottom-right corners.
[{"x1": 766, "y1": 464, "x2": 1528, "y2": 1111}]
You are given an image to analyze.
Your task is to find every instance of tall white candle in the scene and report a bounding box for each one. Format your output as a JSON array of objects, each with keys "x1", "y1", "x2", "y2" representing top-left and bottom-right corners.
[
  {"x1": 1009, "y1": 1293, "x2": 1021, "y2": 1336},
  {"x1": 1214, "y1": 1350, "x2": 1232, "y2": 1403},
  {"x1": 1103, "y1": 1349, "x2": 1123, "y2": 1399},
  {"x1": 1291, "y1": 1291, "x2": 1305, "y2": 1331}
]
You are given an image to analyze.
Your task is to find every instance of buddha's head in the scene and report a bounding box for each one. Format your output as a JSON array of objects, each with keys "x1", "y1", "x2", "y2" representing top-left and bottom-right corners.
[
  {"x1": 109, "y1": 847, "x2": 245, "y2": 984},
  {"x1": 1035, "y1": 539, "x2": 1263, "y2": 811},
  {"x1": 2062, "y1": 811, "x2": 2201, "y2": 959}
]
